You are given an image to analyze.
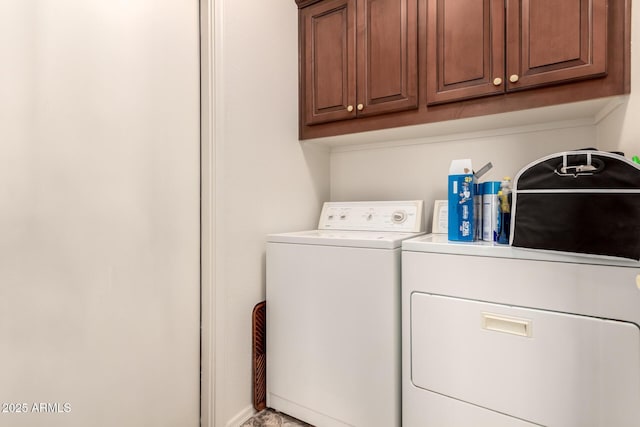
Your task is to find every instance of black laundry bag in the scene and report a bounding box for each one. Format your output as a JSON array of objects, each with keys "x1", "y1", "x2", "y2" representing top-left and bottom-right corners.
[{"x1": 510, "y1": 150, "x2": 640, "y2": 260}]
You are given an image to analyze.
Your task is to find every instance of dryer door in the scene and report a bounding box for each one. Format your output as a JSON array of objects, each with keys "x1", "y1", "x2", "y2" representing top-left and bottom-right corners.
[{"x1": 410, "y1": 293, "x2": 640, "y2": 427}]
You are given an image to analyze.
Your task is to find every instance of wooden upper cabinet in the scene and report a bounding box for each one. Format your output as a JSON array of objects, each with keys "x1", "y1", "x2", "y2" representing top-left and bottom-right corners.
[
  {"x1": 427, "y1": 0, "x2": 505, "y2": 105},
  {"x1": 296, "y1": 0, "x2": 629, "y2": 140},
  {"x1": 301, "y1": 0, "x2": 356, "y2": 125},
  {"x1": 506, "y1": 0, "x2": 607, "y2": 91},
  {"x1": 427, "y1": 0, "x2": 608, "y2": 105},
  {"x1": 299, "y1": 0, "x2": 418, "y2": 126}
]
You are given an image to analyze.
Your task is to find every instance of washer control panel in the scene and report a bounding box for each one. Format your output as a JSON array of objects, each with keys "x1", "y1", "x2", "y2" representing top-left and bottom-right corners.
[{"x1": 318, "y1": 200, "x2": 424, "y2": 232}]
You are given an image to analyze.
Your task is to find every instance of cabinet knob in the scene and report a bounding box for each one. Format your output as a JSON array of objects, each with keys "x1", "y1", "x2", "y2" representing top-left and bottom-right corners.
[
  {"x1": 509, "y1": 74, "x2": 520, "y2": 83},
  {"x1": 357, "y1": 104, "x2": 364, "y2": 111},
  {"x1": 493, "y1": 77, "x2": 502, "y2": 86},
  {"x1": 347, "y1": 105, "x2": 354, "y2": 112}
]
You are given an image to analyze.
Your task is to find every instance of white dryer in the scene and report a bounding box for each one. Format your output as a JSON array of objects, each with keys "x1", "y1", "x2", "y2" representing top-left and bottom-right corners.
[
  {"x1": 402, "y1": 234, "x2": 640, "y2": 427},
  {"x1": 266, "y1": 201, "x2": 424, "y2": 427}
]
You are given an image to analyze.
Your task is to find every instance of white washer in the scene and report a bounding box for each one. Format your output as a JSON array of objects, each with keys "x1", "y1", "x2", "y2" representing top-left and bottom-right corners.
[
  {"x1": 402, "y1": 234, "x2": 640, "y2": 427},
  {"x1": 266, "y1": 201, "x2": 424, "y2": 427}
]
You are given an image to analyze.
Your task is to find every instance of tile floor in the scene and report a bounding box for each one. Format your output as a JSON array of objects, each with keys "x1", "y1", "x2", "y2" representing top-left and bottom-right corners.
[{"x1": 240, "y1": 408, "x2": 313, "y2": 427}]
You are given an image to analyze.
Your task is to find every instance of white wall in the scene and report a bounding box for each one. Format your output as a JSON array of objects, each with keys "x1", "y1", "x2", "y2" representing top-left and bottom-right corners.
[
  {"x1": 212, "y1": 1, "x2": 330, "y2": 426},
  {"x1": 0, "y1": 1, "x2": 200, "y2": 426},
  {"x1": 597, "y1": 3, "x2": 639, "y2": 155},
  {"x1": 331, "y1": 123, "x2": 597, "y2": 228}
]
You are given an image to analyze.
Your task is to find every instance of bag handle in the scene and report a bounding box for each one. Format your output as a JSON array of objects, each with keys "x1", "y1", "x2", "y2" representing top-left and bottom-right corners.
[{"x1": 555, "y1": 152, "x2": 605, "y2": 177}]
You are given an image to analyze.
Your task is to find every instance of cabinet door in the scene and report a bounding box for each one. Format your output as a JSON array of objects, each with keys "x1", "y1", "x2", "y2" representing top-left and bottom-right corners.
[
  {"x1": 426, "y1": 0, "x2": 505, "y2": 105},
  {"x1": 301, "y1": 0, "x2": 356, "y2": 125},
  {"x1": 356, "y1": 0, "x2": 418, "y2": 116},
  {"x1": 506, "y1": 0, "x2": 607, "y2": 91}
]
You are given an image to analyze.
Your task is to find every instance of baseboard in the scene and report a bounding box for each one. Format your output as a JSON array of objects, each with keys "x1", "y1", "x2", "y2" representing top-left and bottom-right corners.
[{"x1": 225, "y1": 404, "x2": 257, "y2": 427}]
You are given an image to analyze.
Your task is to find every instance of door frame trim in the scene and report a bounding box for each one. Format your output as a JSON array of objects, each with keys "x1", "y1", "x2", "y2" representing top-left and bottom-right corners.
[{"x1": 200, "y1": 0, "x2": 217, "y2": 425}]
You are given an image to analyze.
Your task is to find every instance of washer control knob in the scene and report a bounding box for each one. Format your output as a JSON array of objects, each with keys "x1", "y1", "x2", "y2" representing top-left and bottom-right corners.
[{"x1": 392, "y1": 210, "x2": 407, "y2": 224}]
